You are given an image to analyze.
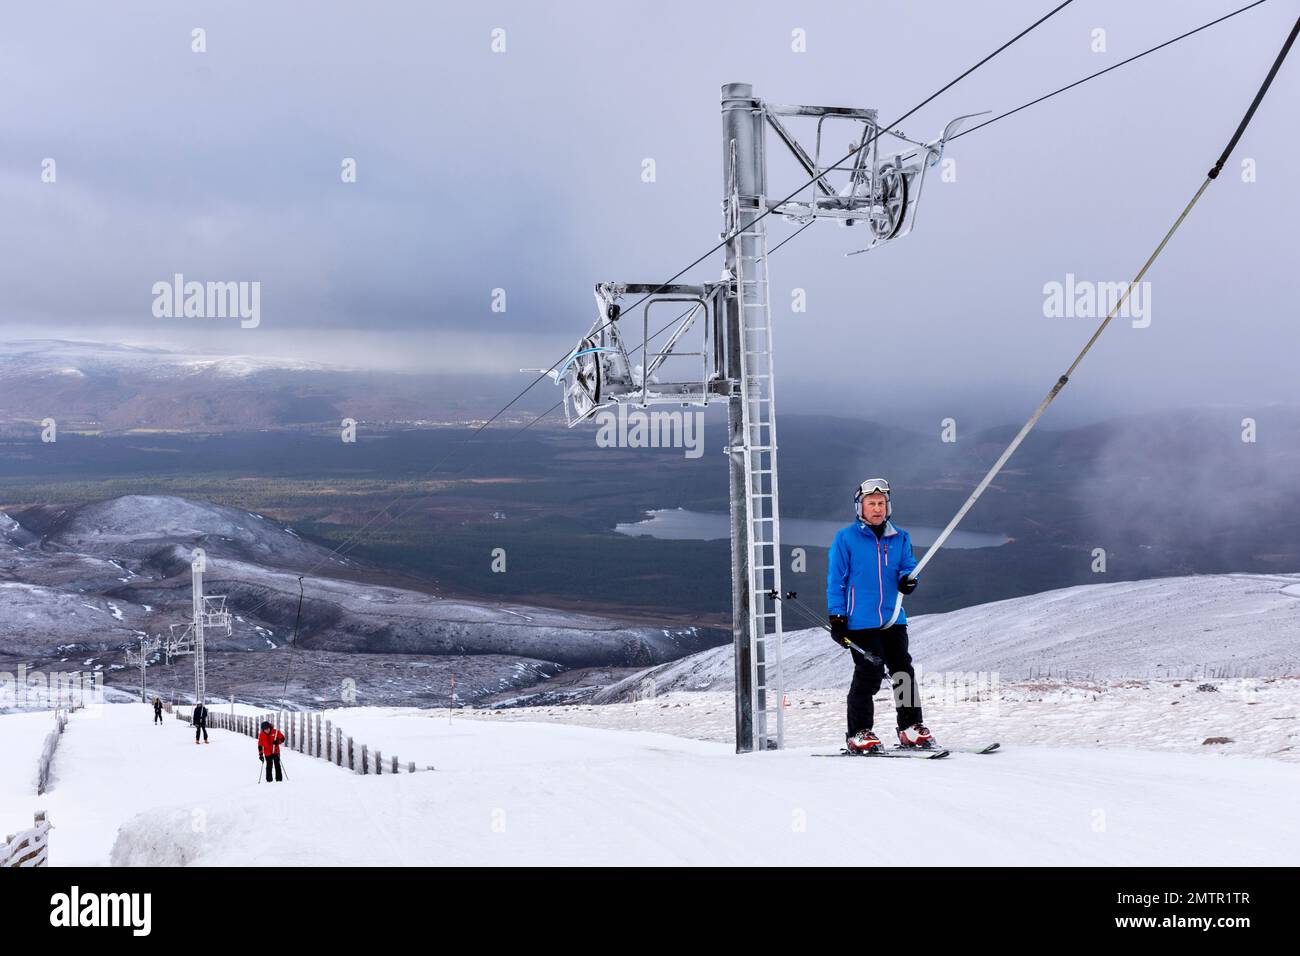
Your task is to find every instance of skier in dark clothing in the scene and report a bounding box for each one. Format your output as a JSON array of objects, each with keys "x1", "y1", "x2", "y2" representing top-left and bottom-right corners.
[
  {"x1": 152, "y1": 696, "x2": 163, "y2": 724},
  {"x1": 192, "y1": 702, "x2": 209, "y2": 744},
  {"x1": 258, "y1": 721, "x2": 286, "y2": 782},
  {"x1": 827, "y1": 478, "x2": 933, "y2": 753}
]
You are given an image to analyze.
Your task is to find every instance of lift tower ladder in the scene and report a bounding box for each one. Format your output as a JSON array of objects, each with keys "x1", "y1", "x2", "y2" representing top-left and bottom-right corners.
[{"x1": 722, "y1": 84, "x2": 784, "y2": 751}]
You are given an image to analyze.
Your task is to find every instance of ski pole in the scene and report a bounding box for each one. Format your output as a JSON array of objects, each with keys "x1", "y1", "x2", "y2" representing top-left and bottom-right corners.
[{"x1": 774, "y1": 590, "x2": 885, "y2": 667}]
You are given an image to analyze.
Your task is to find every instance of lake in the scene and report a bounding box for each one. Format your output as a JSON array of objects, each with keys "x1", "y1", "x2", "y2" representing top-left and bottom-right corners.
[{"x1": 614, "y1": 508, "x2": 1009, "y2": 549}]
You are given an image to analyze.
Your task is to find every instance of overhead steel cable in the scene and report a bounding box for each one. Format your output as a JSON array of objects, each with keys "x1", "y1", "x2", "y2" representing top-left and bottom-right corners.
[
  {"x1": 881, "y1": 12, "x2": 1300, "y2": 630},
  {"x1": 950, "y1": 0, "x2": 1270, "y2": 142},
  {"x1": 330, "y1": 0, "x2": 1278, "y2": 565},
  {"x1": 516, "y1": 1, "x2": 1274, "y2": 438},
  {"x1": 319, "y1": 0, "x2": 1281, "y2": 585},
  {"x1": 219, "y1": 2, "x2": 1079, "y2": 614}
]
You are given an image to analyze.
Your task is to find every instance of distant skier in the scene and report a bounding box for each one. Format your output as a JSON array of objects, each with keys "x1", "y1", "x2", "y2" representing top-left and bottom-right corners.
[
  {"x1": 827, "y1": 478, "x2": 932, "y2": 753},
  {"x1": 258, "y1": 720, "x2": 286, "y2": 783},
  {"x1": 152, "y1": 696, "x2": 163, "y2": 725},
  {"x1": 192, "y1": 701, "x2": 209, "y2": 745}
]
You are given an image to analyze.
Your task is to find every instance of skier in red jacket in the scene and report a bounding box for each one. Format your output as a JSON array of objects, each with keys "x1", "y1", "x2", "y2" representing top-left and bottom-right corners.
[{"x1": 258, "y1": 721, "x2": 287, "y2": 783}]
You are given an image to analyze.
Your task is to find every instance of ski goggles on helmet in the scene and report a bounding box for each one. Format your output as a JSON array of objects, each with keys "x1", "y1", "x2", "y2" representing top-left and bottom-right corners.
[{"x1": 854, "y1": 478, "x2": 890, "y2": 500}]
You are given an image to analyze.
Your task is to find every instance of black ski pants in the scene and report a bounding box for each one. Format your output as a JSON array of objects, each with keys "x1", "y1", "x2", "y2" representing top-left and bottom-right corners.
[
  {"x1": 153, "y1": 709, "x2": 163, "y2": 724},
  {"x1": 195, "y1": 720, "x2": 208, "y2": 742},
  {"x1": 846, "y1": 624, "x2": 923, "y2": 736},
  {"x1": 264, "y1": 753, "x2": 283, "y2": 782}
]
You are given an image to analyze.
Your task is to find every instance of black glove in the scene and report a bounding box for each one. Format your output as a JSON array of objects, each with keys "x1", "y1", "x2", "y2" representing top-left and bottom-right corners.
[
  {"x1": 898, "y1": 576, "x2": 918, "y2": 595},
  {"x1": 259, "y1": 754, "x2": 265, "y2": 762},
  {"x1": 828, "y1": 615, "x2": 850, "y2": 647}
]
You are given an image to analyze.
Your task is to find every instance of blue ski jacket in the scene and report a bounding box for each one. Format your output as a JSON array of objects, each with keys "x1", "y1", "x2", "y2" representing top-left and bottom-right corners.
[{"x1": 826, "y1": 519, "x2": 919, "y2": 628}]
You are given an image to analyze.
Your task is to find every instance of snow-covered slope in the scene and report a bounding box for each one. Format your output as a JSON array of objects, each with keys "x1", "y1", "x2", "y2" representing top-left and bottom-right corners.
[
  {"x1": 0, "y1": 711, "x2": 60, "y2": 803},
  {"x1": 30, "y1": 495, "x2": 343, "y2": 567},
  {"x1": 0, "y1": 496, "x2": 722, "y2": 702},
  {"x1": 595, "y1": 573, "x2": 1300, "y2": 699},
  {"x1": 5, "y1": 702, "x2": 1299, "y2": 866}
]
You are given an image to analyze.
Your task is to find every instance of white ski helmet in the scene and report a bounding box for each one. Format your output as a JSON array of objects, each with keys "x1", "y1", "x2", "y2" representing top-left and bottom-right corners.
[{"x1": 854, "y1": 477, "x2": 891, "y2": 520}]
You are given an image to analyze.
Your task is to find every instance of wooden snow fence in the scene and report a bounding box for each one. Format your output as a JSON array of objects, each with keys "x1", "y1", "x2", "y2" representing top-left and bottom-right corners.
[
  {"x1": 2, "y1": 811, "x2": 51, "y2": 868},
  {"x1": 35, "y1": 708, "x2": 72, "y2": 796},
  {"x1": 178, "y1": 708, "x2": 431, "y2": 775}
]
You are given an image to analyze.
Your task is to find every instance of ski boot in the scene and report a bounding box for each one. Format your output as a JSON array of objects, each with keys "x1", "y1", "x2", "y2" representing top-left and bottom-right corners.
[
  {"x1": 845, "y1": 729, "x2": 882, "y2": 754},
  {"x1": 897, "y1": 723, "x2": 936, "y2": 749}
]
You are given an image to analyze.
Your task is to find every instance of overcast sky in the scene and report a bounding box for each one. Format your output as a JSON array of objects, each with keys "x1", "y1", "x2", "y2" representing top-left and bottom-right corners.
[{"x1": 1, "y1": 0, "x2": 1296, "y2": 426}]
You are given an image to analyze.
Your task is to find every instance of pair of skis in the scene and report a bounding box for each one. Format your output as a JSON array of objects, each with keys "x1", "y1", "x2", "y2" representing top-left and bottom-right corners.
[{"x1": 813, "y1": 742, "x2": 1000, "y2": 760}]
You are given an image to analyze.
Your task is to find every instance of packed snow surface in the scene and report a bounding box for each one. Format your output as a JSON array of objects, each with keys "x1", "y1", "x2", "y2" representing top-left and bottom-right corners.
[{"x1": 3, "y1": 699, "x2": 1299, "y2": 866}]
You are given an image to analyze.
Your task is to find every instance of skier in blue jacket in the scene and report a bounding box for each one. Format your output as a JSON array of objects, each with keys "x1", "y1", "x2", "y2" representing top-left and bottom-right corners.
[{"x1": 827, "y1": 478, "x2": 932, "y2": 753}]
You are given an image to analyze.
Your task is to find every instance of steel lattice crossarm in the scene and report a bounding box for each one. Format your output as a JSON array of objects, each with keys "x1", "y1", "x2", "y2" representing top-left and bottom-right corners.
[
  {"x1": 762, "y1": 100, "x2": 986, "y2": 252},
  {"x1": 542, "y1": 282, "x2": 728, "y2": 427}
]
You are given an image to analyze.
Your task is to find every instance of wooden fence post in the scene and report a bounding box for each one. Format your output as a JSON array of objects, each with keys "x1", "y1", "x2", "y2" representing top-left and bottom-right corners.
[
  {"x1": 408, "y1": 761, "x2": 415, "y2": 774},
  {"x1": 375, "y1": 750, "x2": 382, "y2": 775},
  {"x1": 315, "y1": 714, "x2": 322, "y2": 758},
  {"x1": 361, "y1": 745, "x2": 369, "y2": 775},
  {"x1": 325, "y1": 720, "x2": 332, "y2": 763},
  {"x1": 391, "y1": 755, "x2": 398, "y2": 774},
  {"x1": 348, "y1": 737, "x2": 354, "y2": 772},
  {"x1": 336, "y1": 728, "x2": 343, "y2": 767}
]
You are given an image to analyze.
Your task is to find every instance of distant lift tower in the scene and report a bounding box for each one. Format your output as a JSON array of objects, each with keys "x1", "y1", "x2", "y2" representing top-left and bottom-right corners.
[
  {"x1": 123, "y1": 635, "x2": 161, "y2": 703},
  {"x1": 165, "y1": 549, "x2": 232, "y2": 706},
  {"x1": 547, "y1": 84, "x2": 977, "y2": 752}
]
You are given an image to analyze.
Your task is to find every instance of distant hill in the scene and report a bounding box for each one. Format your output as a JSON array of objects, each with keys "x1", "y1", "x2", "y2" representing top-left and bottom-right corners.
[
  {"x1": 0, "y1": 495, "x2": 726, "y2": 707},
  {"x1": 594, "y1": 572, "x2": 1300, "y2": 699},
  {"x1": 0, "y1": 339, "x2": 541, "y2": 432}
]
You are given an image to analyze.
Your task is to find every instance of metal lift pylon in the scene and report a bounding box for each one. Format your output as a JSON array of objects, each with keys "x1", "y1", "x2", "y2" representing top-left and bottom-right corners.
[
  {"x1": 545, "y1": 83, "x2": 972, "y2": 753},
  {"x1": 163, "y1": 549, "x2": 232, "y2": 707}
]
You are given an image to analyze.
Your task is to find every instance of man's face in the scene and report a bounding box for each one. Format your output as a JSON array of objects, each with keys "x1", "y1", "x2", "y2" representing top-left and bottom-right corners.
[{"x1": 860, "y1": 492, "x2": 888, "y2": 525}]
